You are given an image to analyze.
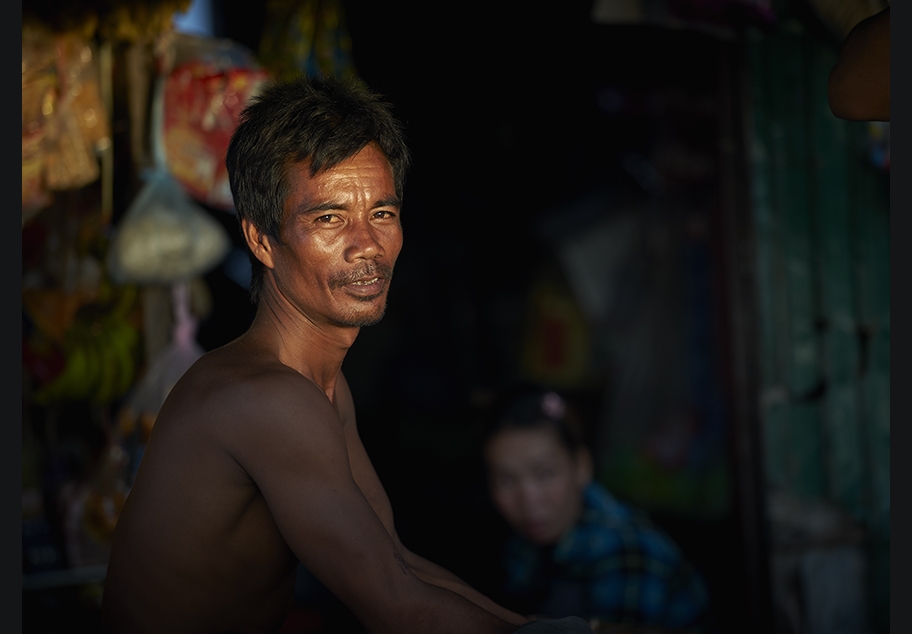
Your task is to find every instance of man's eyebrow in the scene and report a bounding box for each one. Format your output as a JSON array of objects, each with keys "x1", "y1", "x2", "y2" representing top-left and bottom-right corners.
[
  {"x1": 373, "y1": 196, "x2": 403, "y2": 209},
  {"x1": 296, "y1": 201, "x2": 345, "y2": 215},
  {"x1": 294, "y1": 196, "x2": 402, "y2": 216}
]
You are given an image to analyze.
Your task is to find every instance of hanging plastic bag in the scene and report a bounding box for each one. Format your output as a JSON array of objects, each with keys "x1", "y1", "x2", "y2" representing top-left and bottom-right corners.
[
  {"x1": 116, "y1": 281, "x2": 205, "y2": 484},
  {"x1": 106, "y1": 168, "x2": 230, "y2": 285},
  {"x1": 121, "y1": 281, "x2": 203, "y2": 433},
  {"x1": 159, "y1": 32, "x2": 270, "y2": 211}
]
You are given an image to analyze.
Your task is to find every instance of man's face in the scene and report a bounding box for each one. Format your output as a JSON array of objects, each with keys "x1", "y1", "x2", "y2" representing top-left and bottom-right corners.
[
  {"x1": 484, "y1": 427, "x2": 588, "y2": 545},
  {"x1": 270, "y1": 144, "x2": 403, "y2": 328}
]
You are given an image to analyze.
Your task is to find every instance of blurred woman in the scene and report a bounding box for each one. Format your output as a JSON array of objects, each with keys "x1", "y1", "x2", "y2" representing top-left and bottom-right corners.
[{"x1": 482, "y1": 387, "x2": 710, "y2": 631}]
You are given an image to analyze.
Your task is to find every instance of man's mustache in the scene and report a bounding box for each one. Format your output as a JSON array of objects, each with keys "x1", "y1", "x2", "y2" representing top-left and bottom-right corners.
[{"x1": 329, "y1": 262, "x2": 394, "y2": 289}]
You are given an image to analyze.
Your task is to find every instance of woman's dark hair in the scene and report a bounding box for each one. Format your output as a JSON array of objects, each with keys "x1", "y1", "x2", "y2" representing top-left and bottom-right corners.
[
  {"x1": 225, "y1": 75, "x2": 411, "y2": 304},
  {"x1": 482, "y1": 384, "x2": 587, "y2": 456}
]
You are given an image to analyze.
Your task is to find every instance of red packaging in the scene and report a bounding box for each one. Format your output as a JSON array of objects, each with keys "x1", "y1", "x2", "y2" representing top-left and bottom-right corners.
[{"x1": 162, "y1": 59, "x2": 269, "y2": 211}]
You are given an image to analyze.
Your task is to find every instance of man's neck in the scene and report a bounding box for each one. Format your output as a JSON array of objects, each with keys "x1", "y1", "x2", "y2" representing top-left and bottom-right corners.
[{"x1": 246, "y1": 304, "x2": 358, "y2": 402}]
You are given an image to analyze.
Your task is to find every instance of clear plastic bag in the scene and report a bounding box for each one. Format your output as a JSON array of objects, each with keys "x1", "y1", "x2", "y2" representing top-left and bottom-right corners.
[
  {"x1": 116, "y1": 281, "x2": 205, "y2": 484},
  {"x1": 106, "y1": 168, "x2": 230, "y2": 285},
  {"x1": 124, "y1": 281, "x2": 203, "y2": 423}
]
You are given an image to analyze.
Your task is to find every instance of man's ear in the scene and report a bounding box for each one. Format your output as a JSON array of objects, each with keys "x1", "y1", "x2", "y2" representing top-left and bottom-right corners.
[
  {"x1": 576, "y1": 447, "x2": 594, "y2": 487},
  {"x1": 241, "y1": 218, "x2": 276, "y2": 270}
]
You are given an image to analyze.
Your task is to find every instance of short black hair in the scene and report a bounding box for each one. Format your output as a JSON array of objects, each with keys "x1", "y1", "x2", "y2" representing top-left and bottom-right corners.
[{"x1": 225, "y1": 75, "x2": 411, "y2": 304}]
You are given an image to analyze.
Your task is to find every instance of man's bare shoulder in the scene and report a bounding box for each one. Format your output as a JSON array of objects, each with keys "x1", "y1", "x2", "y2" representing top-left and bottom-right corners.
[
  {"x1": 173, "y1": 338, "x2": 330, "y2": 409},
  {"x1": 147, "y1": 336, "x2": 344, "y2": 462}
]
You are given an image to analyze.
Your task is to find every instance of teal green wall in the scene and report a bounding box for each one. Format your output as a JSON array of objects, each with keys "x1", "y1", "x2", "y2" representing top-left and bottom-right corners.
[{"x1": 746, "y1": 22, "x2": 889, "y2": 632}]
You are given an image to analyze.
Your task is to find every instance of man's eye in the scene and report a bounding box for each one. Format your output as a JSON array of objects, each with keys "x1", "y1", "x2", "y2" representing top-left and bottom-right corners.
[
  {"x1": 316, "y1": 214, "x2": 337, "y2": 223},
  {"x1": 373, "y1": 210, "x2": 396, "y2": 220}
]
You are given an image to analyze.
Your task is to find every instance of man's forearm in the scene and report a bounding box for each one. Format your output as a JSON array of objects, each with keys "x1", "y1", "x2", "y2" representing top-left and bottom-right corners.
[{"x1": 405, "y1": 552, "x2": 529, "y2": 626}]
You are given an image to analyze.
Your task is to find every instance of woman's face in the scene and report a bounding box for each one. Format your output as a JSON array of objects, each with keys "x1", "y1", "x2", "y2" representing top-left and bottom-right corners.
[{"x1": 484, "y1": 426, "x2": 591, "y2": 545}]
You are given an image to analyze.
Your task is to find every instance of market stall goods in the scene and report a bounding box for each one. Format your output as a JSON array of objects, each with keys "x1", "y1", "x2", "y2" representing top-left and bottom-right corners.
[
  {"x1": 22, "y1": 25, "x2": 109, "y2": 222},
  {"x1": 106, "y1": 169, "x2": 231, "y2": 285},
  {"x1": 161, "y1": 33, "x2": 270, "y2": 211}
]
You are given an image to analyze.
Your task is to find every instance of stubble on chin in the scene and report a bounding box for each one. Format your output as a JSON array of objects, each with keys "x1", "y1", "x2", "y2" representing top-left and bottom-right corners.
[
  {"x1": 330, "y1": 264, "x2": 394, "y2": 328},
  {"x1": 335, "y1": 304, "x2": 387, "y2": 328},
  {"x1": 332, "y1": 290, "x2": 391, "y2": 328}
]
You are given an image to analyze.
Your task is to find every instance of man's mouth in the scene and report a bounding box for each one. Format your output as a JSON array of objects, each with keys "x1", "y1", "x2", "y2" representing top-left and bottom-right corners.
[
  {"x1": 350, "y1": 277, "x2": 381, "y2": 286},
  {"x1": 332, "y1": 263, "x2": 393, "y2": 290}
]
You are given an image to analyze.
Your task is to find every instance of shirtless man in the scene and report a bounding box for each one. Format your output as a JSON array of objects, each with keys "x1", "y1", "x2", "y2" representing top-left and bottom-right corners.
[
  {"x1": 101, "y1": 76, "x2": 594, "y2": 634},
  {"x1": 102, "y1": 75, "x2": 527, "y2": 634}
]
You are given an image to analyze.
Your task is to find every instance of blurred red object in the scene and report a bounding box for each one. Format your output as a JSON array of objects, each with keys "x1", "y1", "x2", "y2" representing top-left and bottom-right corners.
[{"x1": 162, "y1": 54, "x2": 268, "y2": 211}]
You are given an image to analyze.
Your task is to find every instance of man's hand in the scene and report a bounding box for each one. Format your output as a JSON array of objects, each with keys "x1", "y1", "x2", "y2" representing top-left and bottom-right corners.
[{"x1": 401, "y1": 549, "x2": 529, "y2": 627}]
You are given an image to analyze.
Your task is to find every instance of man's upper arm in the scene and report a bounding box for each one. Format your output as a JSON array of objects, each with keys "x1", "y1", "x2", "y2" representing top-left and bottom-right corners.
[
  {"x1": 225, "y1": 373, "x2": 417, "y2": 623},
  {"x1": 226, "y1": 372, "x2": 524, "y2": 633},
  {"x1": 335, "y1": 374, "x2": 399, "y2": 538},
  {"x1": 334, "y1": 375, "x2": 529, "y2": 627}
]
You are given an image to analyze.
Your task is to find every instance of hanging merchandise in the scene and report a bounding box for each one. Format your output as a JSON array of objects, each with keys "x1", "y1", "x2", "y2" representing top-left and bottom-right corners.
[
  {"x1": 160, "y1": 32, "x2": 270, "y2": 211},
  {"x1": 27, "y1": 283, "x2": 142, "y2": 408},
  {"x1": 257, "y1": 0, "x2": 358, "y2": 82},
  {"x1": 23, "y1": 1, "x2": 191, "y2": 45},
  {"x1": 54, "y1": 32, "x2": 112, "y2": 155},
  {"x1": 43, "y1": 34, "x2": 109, "y2": 192},
  {"x1": 116, "y1": 281, "x2": 205, "y2": 484},
  {"x1": 21, "y1": 23, "x2": 111, "y2": 225},
  {"x1": 106, "y1": 168, "x2": 231, "y2": 285},
  {"x1": 94, "y1": 1, "x2": 192, "y2": 45},
  {"x1": 21, "y1": 24, "x2": 58, "y2": 221}
]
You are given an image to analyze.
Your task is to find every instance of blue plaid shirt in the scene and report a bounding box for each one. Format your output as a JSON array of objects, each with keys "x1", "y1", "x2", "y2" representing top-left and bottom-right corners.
[{"x1": 501, "y1": 482, "x2": 709, "y2": 630}]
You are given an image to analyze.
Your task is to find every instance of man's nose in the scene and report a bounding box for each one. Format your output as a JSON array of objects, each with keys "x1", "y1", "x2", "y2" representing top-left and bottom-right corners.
[{"x1": 345, "y1": 219, "x2": 383, "y2": 261}]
